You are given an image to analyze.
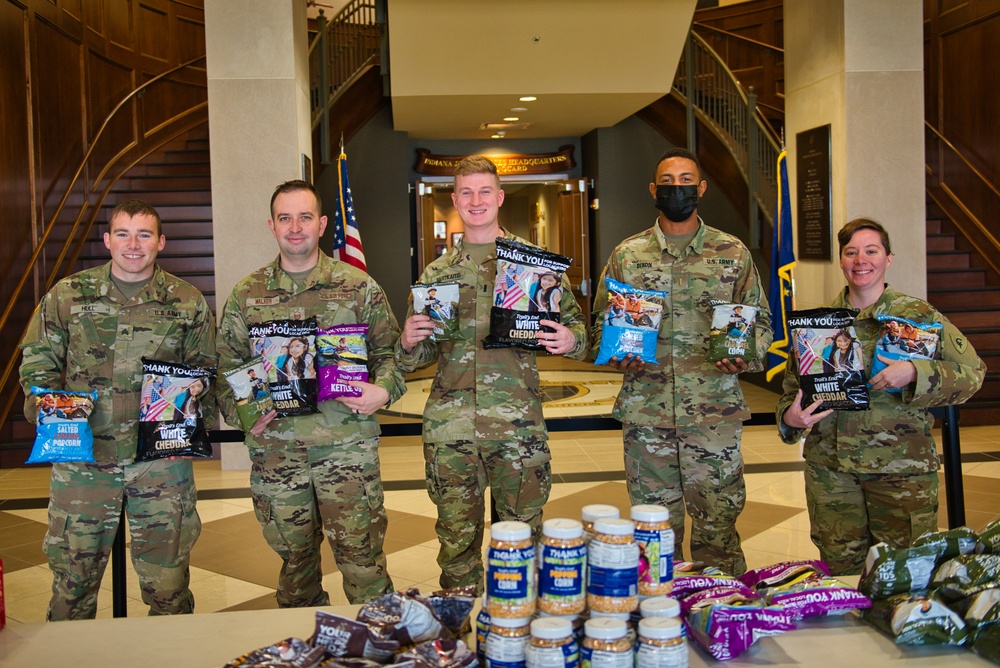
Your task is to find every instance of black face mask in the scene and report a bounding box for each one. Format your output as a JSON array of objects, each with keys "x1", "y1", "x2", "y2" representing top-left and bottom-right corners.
[{"x1": 655, "y1": 184, "x2": 699, "y2": 222}]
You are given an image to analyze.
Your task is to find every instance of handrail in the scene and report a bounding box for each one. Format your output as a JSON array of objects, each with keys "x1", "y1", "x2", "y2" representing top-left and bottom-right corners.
[
  {"x1": 0, "y1": 55, "x2": 207, "y2": 339},
  {"x1": 691, "y1": 21, "x2": 785, "y2": 54},
  {"x1": 673, "y1": 30, "x2": 782, "y2": 246},
  {"x1": 0, "y1": 58, "x2": 208, "y2": 437},
  {"x1": 925, "y1": 121, "x2": 1000, "y2": 201},
  {"x1": 925, "y1": 120, "x2": 1000, "y2": 277},
  {"x1": 308, "y1": 0, "x2": 381, "y2": 163}
]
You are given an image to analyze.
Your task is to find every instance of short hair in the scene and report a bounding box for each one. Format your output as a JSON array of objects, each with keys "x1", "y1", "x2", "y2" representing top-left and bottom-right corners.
[
  {"x1": 653, "y1": 147, "x2": 703, "y2": 181},
  {"x1": 109, "y1": 199, "x2": 162, "y2": 237},
  {"x1": 270, "y1": 180, "x2": 322, "y2": 218},
  {"x1": 838, "y1": 217, "x2": 892, "y2": 256},
  {"x1": 454, "y1": 155, "x2": 500, "y2": 187}
]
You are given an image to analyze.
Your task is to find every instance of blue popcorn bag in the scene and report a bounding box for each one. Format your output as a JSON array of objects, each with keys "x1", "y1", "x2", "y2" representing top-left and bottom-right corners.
[
  {"x1": 595, "y1": 277, "x2": 666, "y2": 365},
  {"x1": 871, "y1": 314, "x2": 941, "y2": 392},
  {"x1": 27, "y1": 387, "x2": 98, "y2": 464}
]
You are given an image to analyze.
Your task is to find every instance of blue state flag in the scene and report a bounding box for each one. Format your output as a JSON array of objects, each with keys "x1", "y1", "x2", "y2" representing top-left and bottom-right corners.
[{"x1": 765, "y1": 150, "x2": 796, "y2": 382}]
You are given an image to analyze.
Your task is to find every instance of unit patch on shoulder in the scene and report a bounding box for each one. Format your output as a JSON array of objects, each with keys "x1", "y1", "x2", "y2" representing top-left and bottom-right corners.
[{"x1": 952, "y1": 334, "x2": 969, "y2": 354}]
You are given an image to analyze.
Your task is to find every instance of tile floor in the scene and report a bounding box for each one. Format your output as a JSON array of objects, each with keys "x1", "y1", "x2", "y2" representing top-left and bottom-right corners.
[{"x1": 2, "y1": 366, "x2": 999, "y2": 625}]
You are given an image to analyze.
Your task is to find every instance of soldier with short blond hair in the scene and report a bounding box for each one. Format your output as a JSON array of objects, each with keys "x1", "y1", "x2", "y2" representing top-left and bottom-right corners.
[{"x1": 397, "y1": 156, "x2": 588, "y2": 592}]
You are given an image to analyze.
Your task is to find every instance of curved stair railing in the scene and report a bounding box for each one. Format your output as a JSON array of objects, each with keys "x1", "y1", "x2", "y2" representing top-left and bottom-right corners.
[
  {"x1": 672, "y1": 30, "x2": 783, "y2": 247},
  {"x1": 0, "y1": 57, "x2": 209, "y2": 439},
  {"x1": 925, "y1": 121, "x2": 1000, "y2": 277}
]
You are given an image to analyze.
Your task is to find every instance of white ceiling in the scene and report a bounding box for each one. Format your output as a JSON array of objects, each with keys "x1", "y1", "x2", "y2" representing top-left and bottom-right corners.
[{"x1": 384, "y1": 0, "x2": 697, "y2": 140}]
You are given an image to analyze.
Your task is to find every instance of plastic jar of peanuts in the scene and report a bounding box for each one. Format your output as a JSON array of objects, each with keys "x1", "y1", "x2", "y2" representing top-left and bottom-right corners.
[
  {"x1": 487, "y1": 521, "x2": 537, "y2": 619},
  {"x1": 487, "y1": 615, "x2": 531, "y2": 668},
  {"x1": 524, "y1": 617, "x2": 580, "y2": 668},
  {"x1": 635, "y1": 617, "x2": 688, "y2": 668},
  {"x1": 581, "y1": 617, "x2": 632, "y2": 668},
  {"x1": 581, "y1": 504, "x2": 619, "y2": 544},
  {"x1": 631, "y1": 505, "x2": 675, "y2": 596},
  {"x1": 586, "y1": 518, "x2": 639, "y2": 613},
  {"x1": 538, "y1": 518, "x2": 587, "y2": 616}
]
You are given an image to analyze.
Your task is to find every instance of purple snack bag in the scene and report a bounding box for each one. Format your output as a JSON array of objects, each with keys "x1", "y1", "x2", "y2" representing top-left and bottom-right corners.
[
  {"x1": 317, "y1": 324, "x2": 369, "y2": 402},
  {"x1": 684, "y1": 586, "x2": 797, "y2": 660}
]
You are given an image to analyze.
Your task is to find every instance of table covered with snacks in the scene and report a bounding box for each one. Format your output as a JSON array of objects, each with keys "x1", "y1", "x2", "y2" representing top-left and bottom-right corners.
[{"x1": 0, "y1": 601, "x2": 994, "y2": 668}]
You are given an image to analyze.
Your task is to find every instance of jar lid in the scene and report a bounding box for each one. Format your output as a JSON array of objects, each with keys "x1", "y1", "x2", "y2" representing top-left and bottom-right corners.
[
  {"x1": 630, "y1": 504, "x2": 670, "y2": 523},
  {"x1": 491, "y1": 520, "x2": 532, "y2": 541},
  {"x1": 584, "y1": 617, "x2": 628, "y2": 640},
  {"x1": 640, "y1": 596, "x2": 680, "y2": 618},
  {"x1": 530, "y1": 617, "x2": 572, "y2": 639},
  {"x1": 490, "y1": 616, "x2": 531, "y2": 629},
  {"x1": 638, "y1": 617, "x2": 682, "y2": 640},
  {"x1": 543, "y1": 518, "x2": 583, "y2": 539},
  {"x1": 593, "y1": 518, "x2": 634, "y2": 536},
  {"x1": 581, "y1": 504, "x2": 620, "y2": 523}
]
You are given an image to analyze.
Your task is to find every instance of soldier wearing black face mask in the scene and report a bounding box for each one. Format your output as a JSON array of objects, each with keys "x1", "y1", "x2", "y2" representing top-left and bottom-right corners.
[{"x1": 589, "y1": 147, "x2": 773, "y2": 576}]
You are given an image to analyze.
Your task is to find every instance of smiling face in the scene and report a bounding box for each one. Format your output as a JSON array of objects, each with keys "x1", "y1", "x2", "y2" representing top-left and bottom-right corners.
[
  {"x1": 268, "y1": 188, "x2": 328, "y2": 272},
  {"x1": 187, "y1": 378, "x2": 206, "y2": 397},
  {"x1": 288, "y1": 338, "x2": 307, "y2": 359},
  {"x1": 104, "y1": 212, "x2": 165, "y2": 281},
  {"x1": 835, "y1": 332, "x2": 852, "y2": 351},
  {"x1": 840, "y1": 227, "x2": 893, "y2": 294},
  {"x1": 539, "y1": 273, "x2": 558, "y2": 290},
  {"x1": 451, "y1": 171, "x2": 504, "y2": 241}
]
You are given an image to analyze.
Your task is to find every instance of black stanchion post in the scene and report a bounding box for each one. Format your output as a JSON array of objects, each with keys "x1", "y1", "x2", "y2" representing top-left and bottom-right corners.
[
  {"x1": 937, "y1": 405, "x2": 965, "y2": 528},
  {"x1": 112, "y1": 507, "x2": 127, "y2": 617}
]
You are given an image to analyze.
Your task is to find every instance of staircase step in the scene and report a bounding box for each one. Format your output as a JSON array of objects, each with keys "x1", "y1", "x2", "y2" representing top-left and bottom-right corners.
[
  {"x1": 941, "y1": 309, "x2": 1000, "y2": 329},
  {"x1": 927, "y1": 251, "x2": 970, "y2": 270},
  {"x1": 128, "y1": 161, "x2": 211, "y2": 177},
  {"x1": 162, "y1": 149, "x2": 210, "y2": 164},
  {"x1": 926, "y1": 234, "x2": 956, "y2": 252},
  {"x1": 965, "y1": 328, "x2": 1000, "y2": 352},
  {"x1": 926, "y1": 218, "x2": 944, "y2": 235},
  {"x1": 928, "y1": 287, "x2": 1000, "y2": 309},
  {"x1": 927, "y1": 269, "x2": 987, "y2": 289},
  {"x1": 107, "y1": 190, "x2": 213, "y2": 206},
  {"x1": 119, "y1": 176, "x2": 212, "y2": 190}
]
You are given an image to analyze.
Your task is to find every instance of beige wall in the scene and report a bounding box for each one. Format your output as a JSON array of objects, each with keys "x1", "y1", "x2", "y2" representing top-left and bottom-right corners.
[{"x1": 785, "y1": 0, "x2": 925, "y2": 309}]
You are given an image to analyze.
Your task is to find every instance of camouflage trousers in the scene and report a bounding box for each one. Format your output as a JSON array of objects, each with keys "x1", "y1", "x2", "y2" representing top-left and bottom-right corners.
[
  {"x1": 249, "y1": 438, "x2": 393, "y2": 606},
  {"x1": 624, "y1": 422, "x2": 747, "y2": 575},
  {"x1": 44, "y1": 459, "x2": 201, "y2": 620},
  {"x1": 805, "y1": 460, "x2": 939, "y2": 575},
  {"x1": 424, "y1": 439, "x2": 551, "y2": 594}
]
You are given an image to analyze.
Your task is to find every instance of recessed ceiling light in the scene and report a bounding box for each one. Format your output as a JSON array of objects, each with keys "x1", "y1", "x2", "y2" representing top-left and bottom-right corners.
[
  {"x1": 519, "y1": 96, "x2": 537, "y2": 102},
  {"x1": 504, "y1": 117, "x2": 519, "y2": 122},
  {"x1": 491, "y1": 134, "x2": 502, "y2": 139},
  {"x1": 511, "y1": 107, "x2": 528, "y2": 112}
]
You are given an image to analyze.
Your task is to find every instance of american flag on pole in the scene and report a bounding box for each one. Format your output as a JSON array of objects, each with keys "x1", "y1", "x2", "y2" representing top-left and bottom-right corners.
[
  {"x1": 330, "y1": 151, "x2": 367, "y2": 272},
  {"x1": 795, "y1": 332, "x2": 821, "y2": 375},
  {"x1": 500, "y1": 269, "x2": 527, "y2": 309}
]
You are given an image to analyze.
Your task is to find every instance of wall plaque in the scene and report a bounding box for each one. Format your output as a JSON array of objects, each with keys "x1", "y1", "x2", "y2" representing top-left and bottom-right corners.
[
  {"x1": 414, "y1": 146, "x2": 575, "y2": 176},
  {"x1": 795, "y1": 125, "x2": 833, "y2": 260}
]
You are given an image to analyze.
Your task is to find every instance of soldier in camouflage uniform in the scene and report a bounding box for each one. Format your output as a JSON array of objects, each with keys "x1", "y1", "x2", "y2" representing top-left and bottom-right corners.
[
  {"x1": 591, "y1": 148, "x2": 772, "y2": 576},
  {"x1": 216, "y1": 180, "x2": 405, "y2": 606},
  {"x1": 19, "y1": 199, "x2": 216, "y2": 620},
  {"x1": 778, "y1": 218, "x2": 985, "y2": 574},
  {"x1": 398, "y1": 156, "x2": 588, "y2": 593}
]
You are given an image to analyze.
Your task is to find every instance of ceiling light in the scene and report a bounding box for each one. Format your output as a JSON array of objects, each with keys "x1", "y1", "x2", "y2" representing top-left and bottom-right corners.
[
  {"x1": 519, "y1": 96, "x2": 537, "y2": 102},
  {"x1": 511, "y1": 107, "x2": 528, "y2": 112},
  {"x1": 504, "y1": 117, "x2": 519, "y2": 122},
  {"x1": 491, "y1": 134, "x2": 502, "y2": 139}
]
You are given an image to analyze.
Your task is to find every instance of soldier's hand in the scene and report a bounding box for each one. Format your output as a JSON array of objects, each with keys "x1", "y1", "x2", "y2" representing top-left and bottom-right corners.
[
  {"x1": 537, "y1": 320, "x2": 576, "y2": 355},
  {"x1": 607, "y1": 353, "x2": 646, "y2": 372},
  {"x1": 715, "y1": 357, "x2": 749, "y2": 375},
  {"x1": 401, "y1": 314, "x2": 434, "y2": 353},
  {"x1": 338, "y1": 381, "x2": 390, "y2": 416},
  {"x1": 870, "y1": 356, "x2": 916, "y2": 392},
  {"x1": 782, "y1": 389, "x2": 833, "y2": 429},
  {"x1": 249, "y1": 409, "x2": 278, "y2": 436}
]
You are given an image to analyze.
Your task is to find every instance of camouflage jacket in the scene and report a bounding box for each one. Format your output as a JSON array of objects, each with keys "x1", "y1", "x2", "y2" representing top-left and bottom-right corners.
[
  {"x1": 396, "y1": 231, "x2": 588, "y2": 443},
  {"x1": 591, "y1": 220, "x2": 773, "y2": 427},
  {"x1": 776, "y1": 285, "x2": 986, "y2": 474},
  {"x1": 19, "y1": 262, "x2": 217, "y2": 464},
  {"x1": 217, "y1": 252, "x2": 405, "y2": 449}
]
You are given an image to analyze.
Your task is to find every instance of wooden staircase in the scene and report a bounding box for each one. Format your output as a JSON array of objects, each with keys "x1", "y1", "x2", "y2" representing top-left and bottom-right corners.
[
  {"x1": 925, "y1": 207, "x2": 1000, "y2": 425},
  {"x1": 77, "y1": 130, "x2": 217, "y2": 313}
]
